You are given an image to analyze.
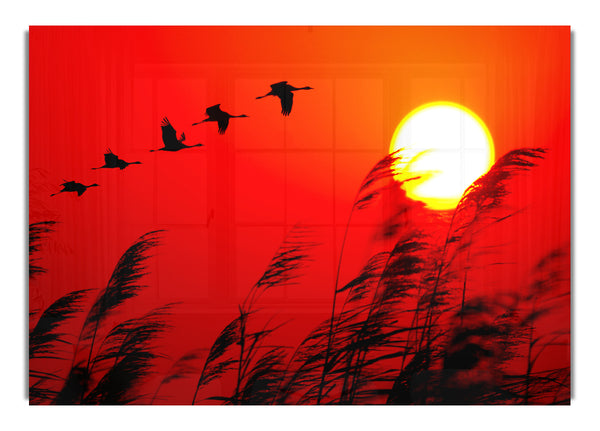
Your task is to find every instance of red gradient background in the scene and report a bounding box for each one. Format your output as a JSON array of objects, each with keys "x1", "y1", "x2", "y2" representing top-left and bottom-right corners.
[{"x1": 29, "y1": 26, "x2": 570, "y2": 403}]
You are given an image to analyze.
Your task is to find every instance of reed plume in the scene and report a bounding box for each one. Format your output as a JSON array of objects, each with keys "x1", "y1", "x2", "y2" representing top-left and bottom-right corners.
[
  {"x1": 29, "y1": 221, "x2": 57, "y2": 279},
  {"x1": 82, "y1": 305, "x2": 172, "y2": 404},
  {"x1": 316, "y1": 150, "x2": 418, "y2": 404},
  {"x1": 29, "y1": 289, "x2": 88, "y2": 403},
  {"x1": 419, "y1": 148, "x2": 547, "y2": 366},
  {"x1": 30, "y1": 289, "x2": 89, "y2": 361},
  {"x1": 191, "y1": 226, "x2": 316, "y2": 404},
  {"x1": 49, "y1": 231, "x2": 170, "y2": 404}
]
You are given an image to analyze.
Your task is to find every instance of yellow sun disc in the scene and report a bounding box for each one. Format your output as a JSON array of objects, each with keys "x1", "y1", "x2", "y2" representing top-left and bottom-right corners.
[{"x1": 389, "y1": 101, "x2": 495, "y2": 211}]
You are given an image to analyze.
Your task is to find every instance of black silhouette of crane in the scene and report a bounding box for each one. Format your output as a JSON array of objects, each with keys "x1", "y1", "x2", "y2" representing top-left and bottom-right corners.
[
  {"x1": 192, "y1": 104, "x2": 248, "y2": 134},
  {"x1": 151, "y1": 117, "x2": 203, "y2": 152},
  {"x1": 92, "y1": 149, "x2": 141, "y2": 170},
  {"x1": 256, "y1": 81, "x2": 313, "y2": 116},
  {"x1": 50, "y1": 181, "x2": 98, "y2": 197}
]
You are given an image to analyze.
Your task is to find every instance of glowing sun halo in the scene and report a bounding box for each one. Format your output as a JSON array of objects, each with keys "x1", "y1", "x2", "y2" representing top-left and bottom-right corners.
[{"x1": 389, "y1": 102, "x2": 495, "y2": 211}]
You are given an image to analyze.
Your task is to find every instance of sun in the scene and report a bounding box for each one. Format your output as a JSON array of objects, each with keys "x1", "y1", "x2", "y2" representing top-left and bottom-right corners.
[{"x1": 389, "y1": 101, "x2": 495, "y2": 211}]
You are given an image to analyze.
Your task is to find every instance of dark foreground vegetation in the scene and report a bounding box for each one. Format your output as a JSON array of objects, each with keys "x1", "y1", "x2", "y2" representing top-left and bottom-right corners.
[{"x1": 29, "y1": 148, "x2": 570, "y2": 405}]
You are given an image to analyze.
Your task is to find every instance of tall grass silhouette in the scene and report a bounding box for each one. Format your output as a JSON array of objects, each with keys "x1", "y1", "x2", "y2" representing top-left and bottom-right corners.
[
  {"x1": 29, "y1": 147, "x2": 569, "y2": 405},
  {"x1": 29, "y1": 221, "x2": 57, "y2": 280},
  {"x1": 29, "y1": 228, "x2": 173, "y2": 404},
  {"x1": 189, "y1": 227, "x2": 317, "y2": 405},
  {"x1": 167, "y1": 146, "x2": 568, "y2": 405}
]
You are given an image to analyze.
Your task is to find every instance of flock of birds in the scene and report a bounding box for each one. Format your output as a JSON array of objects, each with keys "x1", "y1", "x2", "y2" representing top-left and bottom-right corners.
[{"x1": 50, "y1": 81, "x2": 314, "y2": 197}]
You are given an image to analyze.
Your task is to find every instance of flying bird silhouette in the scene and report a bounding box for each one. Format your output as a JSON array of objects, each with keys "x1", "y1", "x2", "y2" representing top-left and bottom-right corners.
[
  {"x1": 256, "y1": 81, "x2": 313, "y2": 116},
  {"x1": 192, "y1": 104, "x2": 248, "y2": 134},
  {"x1": 151, "y1": 117, "x2": 203, "y2": 152},
  {"x1": 92, "y1": 149, "x2": 141, "y2": 170},
  {"x1": 50, "y1": 181, "x2": 98, "y2": 197}
]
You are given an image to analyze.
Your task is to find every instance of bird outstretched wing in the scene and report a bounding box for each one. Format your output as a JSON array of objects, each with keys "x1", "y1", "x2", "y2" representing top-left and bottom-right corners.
[
  {"x1": 206, "y1": 104, "x2": 222, "y2": 118},
  {"x1": 280, "y1": 91, "x2": 293, "y2": 116},
  {"x1": 161, "y1": 117, "x2": 180, "y2": 149},
  {"x1": 103, "y1": 150, "x2": 119, "y2": 167},
  {"x1": 161, "y1": 117, "x2": 176, "y2": 134},
  {"x1": 217, "y1": 117, "x2": 229, "y2": 134}
]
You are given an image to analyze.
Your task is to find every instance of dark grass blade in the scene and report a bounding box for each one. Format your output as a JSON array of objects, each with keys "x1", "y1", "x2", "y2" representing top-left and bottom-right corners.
[
  {"x1": 315, "y1": 151, "x2": 419, "y2": 404},
  {"x1": 439, "y1": 148, "x2": 548, "y2": 269},
  {"x1": 459, "y1": 148, "x2": 546, "y2": 210},
  {"x1": 278, "y1": 235, "x2": 429, "y2": 404},
  {"x1": 52, "y1": 366, "x2": 90, "y2": 405},
  {"x1": 449, "y1": 148, "x2": 547, "y2": 247},
  {"x1": 29, "y1": 382, "x2": 59, "y2": 404},
  {"x1": 29, "y1": 289, "x2": 89, "y2": 405},
  {"x1": 274, "y1": 249, "x2": 390, "y2": 403},
  {"x1": 440, "y1": 148, "x2": 548, "y2": 281},
  {"x1": 80, "y1": 230, "x2": 164, "y2": 341},
  {"x1": 29, "y1": 289, "x2": 89, "y2": 360},
  {"x1": 83, "y1": 351, "x2": 157, "y2": 404},
  {"x1": 238, "y1": 347, "x2": 288, "y2": 405},
  {"x1": 354, "y1": 150, "x2": 410, "y2": 210},
  {"x1": 193, "y1": 227, "x2": 316, "y2": 404},
  {"x1": 337, "y1": 252, "x2": 390, "y2": 303},
  {"x1": 275, "y1": 318, "x2": 334, "y2": 404},
  {"x1": 417, "y1": 148, "x2": 547, "y2": 375},
  {"x1": 29, "y1": 221, "x2": 57, "y2": 279},
  {"x1": 52, "y1": 306, "x2": 172, "y2": 405},
  {"x1": 338, "y1": 234, "x2": 432, "y2": 403},
  {"x1": 192, "y1": 315, "x2": 243, "y2": 403},
  {"x1": 82, "y1": 305, "x2": 172, "y2": 405},
  {"x1": 244, "y1": 226, "x2": 317, "y2": 310},
  {"x1": 89, "y1": 305, "x2": 173, "y2": 374},
  {"x1": 51, "y1": 231, "x2": 165, "y2": 404},
  {"x1": 520, "y1": 247, "x2": 570, "y2": 404}
]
